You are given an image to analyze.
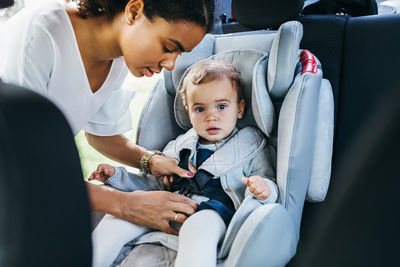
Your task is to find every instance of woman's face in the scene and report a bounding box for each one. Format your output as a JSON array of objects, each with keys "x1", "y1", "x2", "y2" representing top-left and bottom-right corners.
[{"x1": 120, "y1": 14, "x2": 205, "y2": 77}]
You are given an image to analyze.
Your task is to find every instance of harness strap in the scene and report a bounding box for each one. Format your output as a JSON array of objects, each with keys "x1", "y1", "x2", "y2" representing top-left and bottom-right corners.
[{"x1": 170, "y1": 149, "x2": 214, "y2": 196}]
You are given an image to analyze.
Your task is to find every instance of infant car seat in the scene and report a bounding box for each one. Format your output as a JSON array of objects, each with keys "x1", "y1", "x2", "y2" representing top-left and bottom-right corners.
[{"x1": 118, "y1": 21, "x2": 334, "y2": 266}]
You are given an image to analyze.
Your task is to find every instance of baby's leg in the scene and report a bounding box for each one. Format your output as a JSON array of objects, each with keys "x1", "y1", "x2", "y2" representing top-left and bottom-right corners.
[
  {"x1": 175, "y1": 209, "x2": 226, "y2": 267},
  {"x1": 92, "y1": 214, "x2": 150, "y2": 267}
]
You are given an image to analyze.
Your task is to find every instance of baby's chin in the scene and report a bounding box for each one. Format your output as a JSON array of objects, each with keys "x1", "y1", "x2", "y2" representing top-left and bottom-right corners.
[
  {"x1": 198, "y1": 135, "x2": 227, "y2": 145},
  {"x1": 198, "y1": 136, "x2": 215, "y2": 144}
]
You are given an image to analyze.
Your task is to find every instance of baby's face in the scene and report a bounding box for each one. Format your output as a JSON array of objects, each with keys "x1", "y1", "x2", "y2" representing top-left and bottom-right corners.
[{"x1": 185, "y1": 78, "x2": 245, "y2": 144}]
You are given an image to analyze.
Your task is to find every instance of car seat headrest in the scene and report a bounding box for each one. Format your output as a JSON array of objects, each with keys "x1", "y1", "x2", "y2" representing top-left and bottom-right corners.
[
  {"x1": 165, "y1": 21, "x2": 303, "y2": 100},
  {"x1": 302, "y1": 0, "x2": 378, "y2": 16},
  {"x1": 164, "y1": 21, "x2": 303, "y2": 136},
  {"x1": 232, "y1": 0, "x2": 304, "y2": 29},
  {"x1": 174, "y1": 50, "x2": 275, "y2": 137},
  {"x1": 267, "y1": 21, "x2": 303, "y2": 100}
]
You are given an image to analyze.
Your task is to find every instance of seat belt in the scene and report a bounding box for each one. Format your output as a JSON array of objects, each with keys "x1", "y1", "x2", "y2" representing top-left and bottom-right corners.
[{"x1": 170, "y1": 149, "x2": 214, "y2": 196}]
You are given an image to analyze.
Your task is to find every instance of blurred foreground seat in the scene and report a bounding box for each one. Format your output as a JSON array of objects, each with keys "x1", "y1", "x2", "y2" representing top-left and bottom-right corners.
[{"x1": 0, "y1": 80, "x2": 92, "y2": 267}]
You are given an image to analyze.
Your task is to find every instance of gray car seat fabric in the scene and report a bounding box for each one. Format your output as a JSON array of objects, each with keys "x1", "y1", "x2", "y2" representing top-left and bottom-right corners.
[
  {"x1": 128, "y1": 21, "x2": 334, "y2": 266},
  {"x1": 289, "y1": 83, "x2": 400, "y2": 267},
  {"x1": 276, "y1": 51, "x2": 333, "y2": 240}
]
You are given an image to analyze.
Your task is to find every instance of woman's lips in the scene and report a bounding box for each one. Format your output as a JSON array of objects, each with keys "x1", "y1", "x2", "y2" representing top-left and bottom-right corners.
[{"x1": 144, "y1": 67, "x2": 154, "y2": 77}]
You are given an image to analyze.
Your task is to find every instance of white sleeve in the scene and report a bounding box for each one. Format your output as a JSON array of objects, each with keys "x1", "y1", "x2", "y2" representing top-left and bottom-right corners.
[
  {"x1": 83, "y1": 87, "x2": 136, "y2": 136},
  {"x1": 0, "y1": 20, "x2": 53, "y2": 96}
]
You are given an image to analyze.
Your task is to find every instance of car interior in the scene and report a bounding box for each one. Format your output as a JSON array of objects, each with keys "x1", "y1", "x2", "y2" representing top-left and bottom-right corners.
[{"x1": 0, "y1": 0, "x2": 399, "y2": 266}]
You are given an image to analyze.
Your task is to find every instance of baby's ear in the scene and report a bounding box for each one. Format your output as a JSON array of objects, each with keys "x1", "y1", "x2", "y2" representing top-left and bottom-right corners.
[
  {"x1": 185, "y1": 105, "x2": 189, "y2": 114},
  {"x1": 238, "y1": 99, "x2": 245, "y2": 119}
]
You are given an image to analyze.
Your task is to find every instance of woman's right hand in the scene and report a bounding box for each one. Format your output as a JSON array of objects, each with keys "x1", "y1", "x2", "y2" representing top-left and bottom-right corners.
[
  {"x1": 118, "y1": 190, "x2": 198, "y2": 235},
  {"x1": 159, "y1": 162, "x2": 197, "y2": 187},
  {"x1": 149, "y1": 154, "x2": 196, "y2": 181}
]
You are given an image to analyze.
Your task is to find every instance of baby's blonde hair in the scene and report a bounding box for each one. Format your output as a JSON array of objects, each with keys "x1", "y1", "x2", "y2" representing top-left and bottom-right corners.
[{"x1": 178, "y1": 60, "x2": 244, "y2": 106}]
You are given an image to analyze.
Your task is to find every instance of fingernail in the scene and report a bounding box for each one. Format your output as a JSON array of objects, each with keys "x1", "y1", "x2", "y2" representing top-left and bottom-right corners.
[{"x1": 187, "y1": 171, "x2": 195, "y2": 177}]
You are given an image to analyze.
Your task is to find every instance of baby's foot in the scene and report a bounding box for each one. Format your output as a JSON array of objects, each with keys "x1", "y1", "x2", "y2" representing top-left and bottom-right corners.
[{"x1": 88, "y1": 164, "x2": 116, "y2": 183}]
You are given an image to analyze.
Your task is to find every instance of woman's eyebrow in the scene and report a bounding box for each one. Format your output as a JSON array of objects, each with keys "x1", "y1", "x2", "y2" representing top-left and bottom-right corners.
[{"x1": 168, "y1": 38, "x2": 186, "y2": 52}]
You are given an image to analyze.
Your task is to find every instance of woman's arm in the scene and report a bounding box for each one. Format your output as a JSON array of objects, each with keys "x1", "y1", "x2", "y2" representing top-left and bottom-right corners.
[
  {"x1": 85, "y1": 133, "x2": 199, "y2": 234},
  {"x1": 86, "y1": 182, "x2": 197, "y2": 234},
  {"x1": 85, "y1": 132, "x2": 145, "y2": 168},
  {"x1": 85, "y1": 133, "x2": 194, "y2": 178}
]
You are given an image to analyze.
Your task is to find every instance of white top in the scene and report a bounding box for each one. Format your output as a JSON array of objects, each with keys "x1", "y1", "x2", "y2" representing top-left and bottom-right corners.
[{"x1": 0, "y1": 0, "x2": 134, "y2": 136}]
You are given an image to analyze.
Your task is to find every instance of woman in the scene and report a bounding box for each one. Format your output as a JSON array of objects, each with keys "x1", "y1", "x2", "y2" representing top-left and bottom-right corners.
[{"x1": 0, "y1": 0, "x2": 215, "y2": 234}]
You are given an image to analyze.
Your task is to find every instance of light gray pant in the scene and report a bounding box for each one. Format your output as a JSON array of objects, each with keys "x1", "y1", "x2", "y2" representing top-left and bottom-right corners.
[{"x1": 92, "y1": 210, "x2": 226, "y2": 267}]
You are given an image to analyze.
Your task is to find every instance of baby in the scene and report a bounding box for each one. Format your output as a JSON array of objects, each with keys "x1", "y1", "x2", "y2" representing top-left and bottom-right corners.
[{"x1": 90, "y1": 59, "x2": 278, "y2": 267}]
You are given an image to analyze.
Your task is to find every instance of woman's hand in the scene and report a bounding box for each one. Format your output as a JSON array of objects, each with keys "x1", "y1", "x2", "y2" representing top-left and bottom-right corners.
[
  {"x1": 149, "y1": 154, "x2": 196, "y2": 180},
  {"x1": 118, "y1": 190, "x2": 198, "y2": 235},
  {"x1": 159, "y1": 162, "x2": 197, "y2": 187}
]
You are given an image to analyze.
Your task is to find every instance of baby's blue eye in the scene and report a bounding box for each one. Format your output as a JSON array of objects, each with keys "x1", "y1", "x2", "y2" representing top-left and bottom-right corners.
[
  {"x1": 217, "y1": 104, "x2": 227, "y2": 110},
  {"x1": 195, "y1": 107, "x2": 204, "y2": 112}
]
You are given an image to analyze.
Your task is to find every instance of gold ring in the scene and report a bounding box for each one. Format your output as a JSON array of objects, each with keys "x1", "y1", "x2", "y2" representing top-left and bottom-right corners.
[{"x1": 174, "y1": 213, "x2": 178, "y2": 221}]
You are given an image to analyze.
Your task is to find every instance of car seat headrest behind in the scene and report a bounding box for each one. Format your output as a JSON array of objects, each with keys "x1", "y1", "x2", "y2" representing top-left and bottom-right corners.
[
  {"x1": 302, "y1": 0, "x2": 378, "y2": 16},
  {"x1": 232, "y1": 0, "x2": 305, "y2": 29}
]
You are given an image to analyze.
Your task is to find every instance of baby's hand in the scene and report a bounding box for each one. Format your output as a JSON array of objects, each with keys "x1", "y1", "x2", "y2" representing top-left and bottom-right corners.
[
  {"x1": 88, "y1": 164, "x2": 115, "y2": 183},
  {"x1": 241, "y1": 175, "x2": 271, "y2": 201}
]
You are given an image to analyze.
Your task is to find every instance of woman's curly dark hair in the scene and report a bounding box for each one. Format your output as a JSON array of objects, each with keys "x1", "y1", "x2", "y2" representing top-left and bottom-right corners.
[{"x1": 68, "y1": 0, "x2": 215, "y2": 33}]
